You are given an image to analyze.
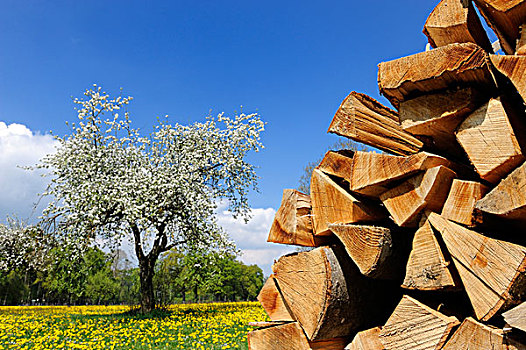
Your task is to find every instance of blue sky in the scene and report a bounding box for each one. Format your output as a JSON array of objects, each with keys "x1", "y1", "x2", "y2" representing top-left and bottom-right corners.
[{"x1": 0, "y1": 1, "x2": 498, "y2": 274}]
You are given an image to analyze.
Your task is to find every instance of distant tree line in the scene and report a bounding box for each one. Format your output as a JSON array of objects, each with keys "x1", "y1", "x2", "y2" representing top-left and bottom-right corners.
[{"x1": 0, "y1": 236, "x2": 264, "y2": 306}]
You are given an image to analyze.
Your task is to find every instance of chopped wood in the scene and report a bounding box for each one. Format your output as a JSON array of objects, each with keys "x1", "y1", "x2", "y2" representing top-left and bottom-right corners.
[
  {"x1": 476, "y1": 161, "x2": 526, "y2": 221},
  {"x1": 272, "y1": 246, "x2": 395, "y2": 341},
  {"x1": 310, "y1": 169, "x2": 386, "y2": 236},
  {"x1": 442, "y1": 317, "x2": 526, "y2": 349},
  {"x1": 490, "y1": 54, "x2": 526, "y2": 104},
  {"x1": 257, "y1": 275, "x2": 294, "y2": 322},
  {"x1": 328, "y1": 91, "x2": 423, "y2": 156},
  {"x1": 441, "y1": 179, "x2": 489, "y2": 227},
  {"x1": 503, "y1": 302, "x2": 526, "y2": 332},
  {"x1": 248, "y1": 321, "x2": 349, "y2": 350},
  {"x1": 517, "y1": 24, "x2": 526, "y2": 54},
  {"x1": 473, "y1": 0, "x2": 526, "y2": 54},
  {"x1": 329, "y1": 224, "x2": 397, "y2": 279},
  {"x1": 424, "y1": 0, "x2": 493, "y2": 52},
  {"x1": 267, "y1": 189, "x2": 330, "y2": 247},
  {"x1": 317, "y1": 150, "x2": 354, "y2": 182},
  {"x1": 379, "y1": 166, "x2": 456, "y2": 227},
  {"x1": 428, "y1": 213, "x2": 526, "y2": 321},
  {"x1": 402, "y1": 220, "x2": 459, "y2": 291},
  {"x1": 456, "y1": 97, "x2": 526, "y2": 184},
  {"x1": 379, "y1": 295, "x2": 460, "y2": 350},
  {"x1": 247, "y1": 321, "x2": 311, "y2": 350},
  {"x1": 378, "y1": 43, "x2": 495, "y2": 108},
  {"x1": 345, "y1": 327, "x2": 384, "y2": 350},
  {"x1": 350, "y1": 151, "x2": 452, "y2": 197},
  {"x1": 399, "y1": 87, "x2": 484, "y2": 157}
]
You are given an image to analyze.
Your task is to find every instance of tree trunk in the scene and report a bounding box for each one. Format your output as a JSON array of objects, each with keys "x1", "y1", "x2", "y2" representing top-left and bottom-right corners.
[{"x1": 139, "y1": 257, "x2": 156, "y2": 312}]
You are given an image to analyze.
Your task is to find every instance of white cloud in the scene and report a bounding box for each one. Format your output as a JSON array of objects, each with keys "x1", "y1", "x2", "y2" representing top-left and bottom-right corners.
[
  {"x1": 0, "y1": 122, "x2": 58, "y2": 222},
  {"x1": 216, "y1": 206, "x2": 295, "y2": 276}
]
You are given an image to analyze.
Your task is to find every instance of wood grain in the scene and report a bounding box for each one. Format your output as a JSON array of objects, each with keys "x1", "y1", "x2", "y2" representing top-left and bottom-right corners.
[
  {"x1": 442, "y1": 317, "x2": 526, "y2": 349},
  {"x1": 345, "y1": 327, "x2": 384, "y2": 350},
  {"x1": 424, "y1": 0, "x2": 493, "y2": 52},
  {"x1": 428, "y1": 213, "x2": 526, "y2": 320},
  {"x1": 378, "y1": 43, "x2": 495, "y2": 108},
  {"x1": 380, "y1": 166, "x2": 456, "y2": 227},
  {"x1": 473, "y1": 0, "x2": 526, "y2": 54},
  {"x1": 379, "y1": 295, "x2": 459, "y2": 350},
  {"x1": 257, "y1": 275, "x2": 294, "y2": 321},
  {"x1": 441, "y1": 179, "x2": 489, "y2": 227},
  {"x1": 310, "y1": 169, "x2": 385, "y2": 235},
  {"x1": 328, "y1": 91, "x2": 423, "y2": 155},
  {"x1": 456, "y1": 97, "x2": 526, "y2": 184},
  {"x1": 402, "y1": 220, "x2": 459, "y2": 290}
]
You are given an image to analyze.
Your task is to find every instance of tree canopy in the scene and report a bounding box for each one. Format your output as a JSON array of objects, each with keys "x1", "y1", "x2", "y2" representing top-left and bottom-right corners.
[{"x1": 37, "y1": 86, "x2": 265, "y2": 311}]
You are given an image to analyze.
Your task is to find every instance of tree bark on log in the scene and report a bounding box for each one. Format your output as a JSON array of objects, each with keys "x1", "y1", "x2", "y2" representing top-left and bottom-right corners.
[
  {"x1": 272, "y1": 246, "x2": 398, "y2": 341},
  {"x1": 310, "y1": 169, "x2": 386, "y2": 235},
  {"x1": 345, "y1": 327, "x2": 384, "y2": 350},
  {"x1": 267, "y1": 189, "x2": 330, "y2": 247},
  {"x1": 257, "y1": 275, "x2": 294, "y2": 321},
  {"x1": 473, "y1": 0, "x2": 526, "y2": 54},
  {"x1": 328, "y1": 92, "x2": 423, "y2": 155},
  {"x1": 442, "y1": 317, "x2": 526, "y2": 349},
  {"x1": 456, "y1": 97, "x2": 526, "y2": 183},
  {"x1": 424, "y1": 0, "x2": 493, "y2": 52},
  {"x1": 379, "y1": 166, "x2": 456, "y2": 227},
  {"x1": 428, "y1": 212, "x2": 526, "y2": 321},
  {"x1": 379, "y1": 295, "x2": 460, "y2": 350},
  {"x1": 441, "y1": 179, "x2": 489, "y2": 227},
  {"x1": 350, "y1": 151, "x2": 452, "y2": 198},
  {"x1": 402, "y1": 219, "x2": 460, "y2": 291},
  {"x1": 378, "y1": 43, "x2": 495, "y2": 108}
]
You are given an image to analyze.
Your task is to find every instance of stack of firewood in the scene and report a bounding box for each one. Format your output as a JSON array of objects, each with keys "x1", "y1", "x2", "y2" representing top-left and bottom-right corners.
[{"x1": 247, "y1": 1, "x2": 526, "y2": 349}]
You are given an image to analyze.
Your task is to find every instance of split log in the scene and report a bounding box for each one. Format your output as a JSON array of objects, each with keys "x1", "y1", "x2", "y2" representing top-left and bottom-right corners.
[
  {"x1": 441, "y1": 179, "x2": 489, "y2": 227},
  {"x1": 428, "y1": 213, "x2": 526, "y2": 321},
  {"x1": 345, "y1": 327, "x2": 384, "y2": 350},
  {"x1": 272, "y1": 246, "x2": 397, "y2": 341},
  {"x1": 473, "y1": 0, "x2": 526, "y2": 54},
  {"x1": 267, "y1": 189, "x2": 330, "y2": 247},
  {"x1": 257, "y1": 275, "x2": 293, "y2": 321},
  {"x1": 310, "y1": 169, "x2": 386, "y2": 236},
  {"x1": 248, "y1": 321, "x2": 288, "y2": 328},
  {"x1": 424, "y1": 0, "x2": 493, "y2": 52},
  {"x1": 399, "y1": 87, "x2": 484, "y2": 157},
  {"x1": 329, "y1": 224, "x2": 398, "y2": 279},
  {"x1": 379, "y1": 166, "x2": 456, "y2": 227},
  {"x1": 317, "y1": 150, "x2": 354, "y2": 182},
  {"x1": 328, "y1": 92, "x2": 423, "y2": 156},
  {"x1": 378, "y1": 43, "x2": 495, "y2": 108},
  {"x1": 247, "y1": 321, "x2": 348, "y2": 350},
  {"x1": 456, "y1": 97, "x2": 526, "y2": 184},
  {"x1": 350, "y1": 151, "x2": 452, "y2": 197},
  {"x1": 503, "y1": 302, "x2": 526, "y2": 332},
  {"x1": 490, "y1": 55, "x2": 526, "y2": 104},
  {"x1": 476, "y1": 161, "x2": 526, "y2": 221},
  {"x1": 378, "y1": 295, "x2": 460, "y2": 350},
  {"x1": 442, "y1": 317, "x2": 526, "y2": 349},
  {"x1": 402, "y1": 220, "x2": 459, "y2": 291},
  {"x1": 517, "y1": 24, "x2": 526, "y2": 55}
]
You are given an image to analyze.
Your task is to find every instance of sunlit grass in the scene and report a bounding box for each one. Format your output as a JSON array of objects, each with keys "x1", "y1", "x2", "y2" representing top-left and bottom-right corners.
[{"x1": 0, "y1": 302, "x2": 268, "y2": 349}]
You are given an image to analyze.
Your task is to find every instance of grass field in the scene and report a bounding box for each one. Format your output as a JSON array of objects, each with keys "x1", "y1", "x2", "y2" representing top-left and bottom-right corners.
[{"x1": 0, "y1": 302, "x2": 268, "y2": 349}]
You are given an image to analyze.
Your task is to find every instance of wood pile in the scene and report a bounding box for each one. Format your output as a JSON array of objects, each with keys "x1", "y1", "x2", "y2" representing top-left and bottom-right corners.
[{"x1": 248, "y1": 0, "x2": 526, "y2": 348}]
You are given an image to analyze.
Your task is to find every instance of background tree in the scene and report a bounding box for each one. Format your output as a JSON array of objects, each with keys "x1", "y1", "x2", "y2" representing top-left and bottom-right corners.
[{"x1": 38, "y1": 86, "x2": 264, "y2": 311}]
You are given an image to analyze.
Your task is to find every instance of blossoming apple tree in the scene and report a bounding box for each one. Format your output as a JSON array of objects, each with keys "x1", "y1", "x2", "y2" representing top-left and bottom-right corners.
[{"x1": 38, "y1": 86, "x2": 264, "y2": 311}]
